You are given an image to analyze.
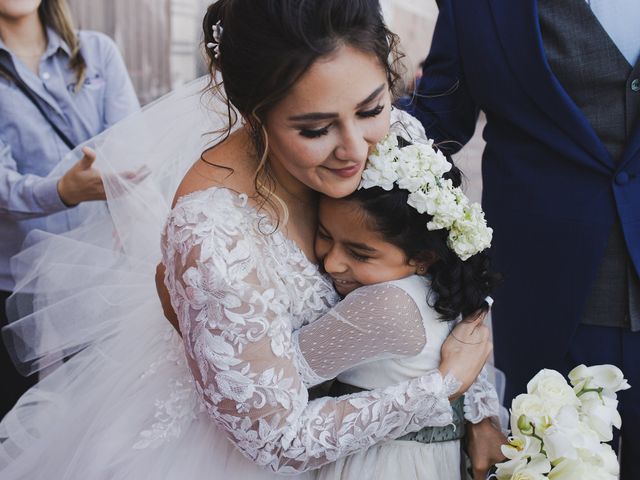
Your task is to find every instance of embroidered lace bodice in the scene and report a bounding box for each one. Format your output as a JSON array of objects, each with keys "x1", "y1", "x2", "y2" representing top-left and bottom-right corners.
[{"x1": 161, "y1": 187, "x2": 459, "y2": 474}]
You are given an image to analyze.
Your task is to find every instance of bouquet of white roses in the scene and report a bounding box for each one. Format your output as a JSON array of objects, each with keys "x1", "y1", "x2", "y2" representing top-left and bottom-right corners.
[{"x1": 494, "y1": 364, "x2": 630, "y2": 480}]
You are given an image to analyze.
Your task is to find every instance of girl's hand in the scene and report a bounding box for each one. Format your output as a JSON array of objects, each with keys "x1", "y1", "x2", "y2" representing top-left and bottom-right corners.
[
  {"x1": 466, "y1": 418, "x2": 507, "y2": 480},
  {"x1": 438, "y1": 311, "x2": 492, "y2": 399}
]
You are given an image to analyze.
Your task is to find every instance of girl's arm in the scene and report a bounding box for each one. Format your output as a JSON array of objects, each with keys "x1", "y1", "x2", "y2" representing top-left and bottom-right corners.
[
  {"x1": 295, "y1": 286, "x2": 502, "y2": 422},
  {"x1": 293, "y1": 283, "x2": 429, "y2": 386}
]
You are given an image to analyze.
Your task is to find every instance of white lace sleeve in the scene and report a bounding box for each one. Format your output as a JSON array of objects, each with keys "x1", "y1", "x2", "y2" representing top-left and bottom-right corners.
[
  {"x1": 162, "y1": 190, "x2": 458, "y2": 474},
  {"x1": 463, "y1": 366, "x2": 502, "y2": 424},
  {"x1": 293, "y1": 284, "x2": 427, "y2": 387}
]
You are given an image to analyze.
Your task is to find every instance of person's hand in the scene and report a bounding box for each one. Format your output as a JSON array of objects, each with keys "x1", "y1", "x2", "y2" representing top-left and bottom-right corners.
[
  {"x1": 57, "y1": 146, "x2": 150, "y2": 206},
  {"x1": 57, "y1": 147, "x2": 106, "y2": 206},
  {"x1": 466, "y1": 418, "x2": 507, "y2": 480},
  {"x1": 438, "y1": 311, "x2": 492, "y2": 399}
]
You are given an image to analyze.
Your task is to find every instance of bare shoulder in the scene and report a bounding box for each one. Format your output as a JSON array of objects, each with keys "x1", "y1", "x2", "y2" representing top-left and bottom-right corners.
[{"x1": 172, "y1": 128, "x2": 257, "y2": 207}]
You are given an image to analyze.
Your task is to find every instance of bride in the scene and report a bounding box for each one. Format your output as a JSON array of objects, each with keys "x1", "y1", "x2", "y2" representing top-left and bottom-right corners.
[{"x1": 0, "y1": 1, "x2": 494, "y2": 478}]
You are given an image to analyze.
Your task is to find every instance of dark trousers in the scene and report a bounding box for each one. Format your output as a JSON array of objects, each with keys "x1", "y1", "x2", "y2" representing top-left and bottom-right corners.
[
  {"x1": 1, "y1": 290, "x2": 36, "y2": 418},
  {"x1": 565, "y1": 324, "x2": 639, "y2": 480}
]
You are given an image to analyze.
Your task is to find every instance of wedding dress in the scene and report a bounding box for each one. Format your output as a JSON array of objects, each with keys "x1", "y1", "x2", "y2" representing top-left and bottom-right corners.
[{"x1": 0, "y1": 79, "x2": 476, "y2": 479}]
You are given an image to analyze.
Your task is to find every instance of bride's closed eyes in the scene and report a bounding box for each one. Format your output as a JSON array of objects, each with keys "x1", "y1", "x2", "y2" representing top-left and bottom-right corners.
[{"x1": 298, "y1": 104, "x2": 386, "y2": 138}]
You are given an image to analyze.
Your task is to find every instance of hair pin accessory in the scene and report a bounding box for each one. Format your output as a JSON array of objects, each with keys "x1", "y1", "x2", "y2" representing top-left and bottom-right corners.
[{"x1": 206, "y1": 20, "x2": 224, "y2": 59}]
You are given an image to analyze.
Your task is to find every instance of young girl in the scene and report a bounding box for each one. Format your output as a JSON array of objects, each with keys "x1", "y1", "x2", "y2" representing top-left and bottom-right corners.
[{"x1": 296, "y1": 116, "x2": 503, "y2": 480}]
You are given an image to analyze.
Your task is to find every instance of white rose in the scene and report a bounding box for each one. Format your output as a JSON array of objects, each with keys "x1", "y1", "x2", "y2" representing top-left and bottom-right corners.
[{"x1": 527, "y1": 369, "x2": 579, "y2": 414}]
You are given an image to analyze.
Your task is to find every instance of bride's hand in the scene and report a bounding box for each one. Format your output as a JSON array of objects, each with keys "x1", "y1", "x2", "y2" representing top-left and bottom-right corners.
[{"x1": 438, "y1": 311, "x2": 492, "y2": 400}]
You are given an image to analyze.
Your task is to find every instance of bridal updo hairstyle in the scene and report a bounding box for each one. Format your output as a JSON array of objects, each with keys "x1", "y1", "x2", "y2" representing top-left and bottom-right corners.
[
  {"x1": 344, "y1": 140, "x2": 501, "y2": 321},
  {"x1": 201, "y1": 0, "x2": 404, "y2": 220}
]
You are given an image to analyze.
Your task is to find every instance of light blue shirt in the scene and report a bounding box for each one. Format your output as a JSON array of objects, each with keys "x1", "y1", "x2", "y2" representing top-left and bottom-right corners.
[
  {"x1": 0, "y1": 28, "x2": 139, "y2": 290},
  {"x1": 587, "y1": 0, "x2": 640, "y2": 66}
]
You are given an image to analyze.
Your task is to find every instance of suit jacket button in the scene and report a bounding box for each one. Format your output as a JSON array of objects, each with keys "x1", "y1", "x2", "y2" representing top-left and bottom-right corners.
[
  {"x1": 615, "y1": 172, "x2": 629, "y2": 185},
  {"x1": 632, "y1": 78, "x2": 640, "y2": 92}
]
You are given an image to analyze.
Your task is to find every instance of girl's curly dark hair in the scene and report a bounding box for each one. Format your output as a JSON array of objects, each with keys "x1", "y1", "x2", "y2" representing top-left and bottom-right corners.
[{"x1": 344, "y1": 139, "x2": 501, "y2": 321}]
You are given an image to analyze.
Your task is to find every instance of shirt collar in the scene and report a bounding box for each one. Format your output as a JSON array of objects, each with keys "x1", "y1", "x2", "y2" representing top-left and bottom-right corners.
[
  {"x1": 0, "y1": 27, "x2": 71, "y2": 59},
  {"x1": 43, "y1": 27, "x2": 72, "y2": 58}
]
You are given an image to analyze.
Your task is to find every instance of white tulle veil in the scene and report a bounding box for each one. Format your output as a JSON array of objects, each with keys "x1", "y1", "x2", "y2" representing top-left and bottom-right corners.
[{"x1": 3, "y1": 76, "x2": 233, "y2": 376}]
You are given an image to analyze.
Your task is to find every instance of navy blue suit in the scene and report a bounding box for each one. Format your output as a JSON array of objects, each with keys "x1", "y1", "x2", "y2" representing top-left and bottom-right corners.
[{"x1": 408, "y1": 0, "x2": 640, "y2": 474}]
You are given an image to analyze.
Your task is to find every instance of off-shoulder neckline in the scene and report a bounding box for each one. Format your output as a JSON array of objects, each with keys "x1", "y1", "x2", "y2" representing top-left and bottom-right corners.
[{"x1": 172, "y1": 185, "x2": 327, "y2": 279}]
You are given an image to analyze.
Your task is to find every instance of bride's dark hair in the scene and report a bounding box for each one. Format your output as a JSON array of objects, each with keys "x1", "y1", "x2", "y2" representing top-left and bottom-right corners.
[
  {"x1": 342, "y1": 143, "x2": 501, "y2": 321},
  {"x1": 201, "y1": 0, "x2": 404, "y2": 226}
]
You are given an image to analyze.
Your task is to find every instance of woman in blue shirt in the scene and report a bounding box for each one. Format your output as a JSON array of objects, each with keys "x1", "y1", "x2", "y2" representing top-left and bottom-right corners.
[{"x1": 0, "y1": 0, "x2": 139, "y2": 416}]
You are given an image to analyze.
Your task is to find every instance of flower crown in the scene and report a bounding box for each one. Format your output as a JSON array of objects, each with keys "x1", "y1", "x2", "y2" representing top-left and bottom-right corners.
[{"x1": 359, "y1": 133, "x2": 493, "y2": 261}]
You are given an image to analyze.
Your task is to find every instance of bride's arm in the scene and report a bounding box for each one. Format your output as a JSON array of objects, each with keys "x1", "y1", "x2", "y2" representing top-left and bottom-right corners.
[
  {"x1": 155, "y1": 263, "x2": 180, "y2": 333},
  {"x1": 162, "y1": 200, "x2": 490, "y2": 474}
]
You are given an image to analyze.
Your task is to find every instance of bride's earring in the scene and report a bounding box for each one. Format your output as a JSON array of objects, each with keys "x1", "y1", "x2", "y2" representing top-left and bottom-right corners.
[{"x1": 417, "y1": 265, "x2": 427, "y2": 275}]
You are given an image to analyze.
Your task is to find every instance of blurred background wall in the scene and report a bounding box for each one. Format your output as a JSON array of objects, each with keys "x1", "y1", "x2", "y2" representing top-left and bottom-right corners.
[
  {"x1": 66, "y1": 0, "x2": 440, "y2": 105},
  {"x1": 67, "y1": 0, "x2": 209, "y2": 105}
]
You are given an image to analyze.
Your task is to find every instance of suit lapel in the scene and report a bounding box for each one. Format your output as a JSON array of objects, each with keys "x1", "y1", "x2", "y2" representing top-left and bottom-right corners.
[
  {"x1": 621, "y1": 123, "x2": 640, "y2": 171},
  {"x1": 488, "y1": 0, "x2": 613, "y2": 170}
]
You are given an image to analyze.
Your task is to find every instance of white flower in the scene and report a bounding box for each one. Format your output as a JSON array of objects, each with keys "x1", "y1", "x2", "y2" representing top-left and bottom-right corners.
[
  {"x1": 527, "y1": 369, "x2": 579, "y2": 415},
  {"x1": 502, "y1": 435, "x2": 542, "y2": 459},
  {"x1": 569, "y1": 364, "x2": 631, "y2": 395},
  {"x1": 406, "y1": 188, "x2": 431, "y2": 215},
  {"x1": 425, "y1": 181, "x2": 465, "y2": 229},
  {"x1": 548, "y1": 458, "x2": 617, "y2": 480},
  {"x1": 510, "y1": 393, "x2": 548, "y2": 435},
  {"x1": 581, "y1": 443, "x2": 620, "y2": 476},
  {"x1": 446, "y1": 202, "x2": 493, "y2": 260},
  {"x1": 578, "y1": 391, "x2": 621, "y2": 442},
  {"x1": 359, "y1": 127, "x2": 492, "y2": 261},
  {"x1": 497, "y1": 452, "x2": 551, "y2": 480},
  {"x1": 541, "y1": 405, "x2": 600, "y2": 462},
  {"x1": 498, "y1": 365, "x2": 626, "y2": 480}
]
